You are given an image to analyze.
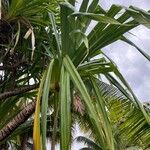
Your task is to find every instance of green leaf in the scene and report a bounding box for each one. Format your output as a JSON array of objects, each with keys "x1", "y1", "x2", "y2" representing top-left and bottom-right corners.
[
  {"x1": 91, "y1": 77, "x2": 115, "y2": 150},
  {"x1": 48, "y1": 13, "x2": 61, "y2": 58},
  {"x1": 76, "y1": 0, "x2": 99, "y2": 32},
  {"x1": 60, "y1": 65, "x2": 71, "y2": 150},
  {"x1": 73, "y1": 5, "x2": 137, "y2": 66},
  {"x1": 60, "y1": 3, "x2": 74, "y2": 57},
  {"x1": 41, "y1": 59, "x2": 54, "y2": 150},
  {"x1": 71, "y1": 12, "x2": 122, "y2": 25},
  {"x1": 79, "y1": 0, "x2": 89, "y2": 12},
  {"x1": 63, "y1": 55, "x2": 107, "y2": 148},
  {"x1": 131, "y1": 6, "x2": 150, "y2": 19},
  {"x1": 78, "y1": 59, "x2": 115, "y2": 76},
  {"x1": 124, "y1": 6, "x2": 150, "y2": 28},
  {"x1": 70, "y1": 29, "x2": 89, "y2": 62},
  {"x1": 74, "y1": 0, "x2": 99, "y2": 47},
  {"x1": 70, "y1": 29, "x2": 89, "y2": 49}
]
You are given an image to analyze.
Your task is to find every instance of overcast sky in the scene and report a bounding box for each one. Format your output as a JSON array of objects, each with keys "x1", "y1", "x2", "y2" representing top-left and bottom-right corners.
[
  {"x1": 72, "y1": 1, "x2": 150, "y2": 150},
  {"x1": 101, "y1": 0, "x2": 150, "y2": 103}
]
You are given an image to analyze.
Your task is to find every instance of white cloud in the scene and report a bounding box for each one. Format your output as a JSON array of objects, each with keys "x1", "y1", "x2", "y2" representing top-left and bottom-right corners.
[
  {"x1": 100, "y1": 0, "x2": 150, "y2": 102},
  {"x1": 100, "y1": 0, "x2": 150, "y2": 10},
  {"x1": 103, "y1": 33, "x2": 150, "y2": 102}
]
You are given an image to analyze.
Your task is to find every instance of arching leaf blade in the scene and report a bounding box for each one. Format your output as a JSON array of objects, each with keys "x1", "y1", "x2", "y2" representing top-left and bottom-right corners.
[
  {"x1": 33, "y1": 72, "x2": 46, "y2": 150},
  {"x1": 60, "y1": 65, "x2": 71, "y2": 150},
  {"x1": 41, "y1": 59, "x2": 54, "y2": 150}
]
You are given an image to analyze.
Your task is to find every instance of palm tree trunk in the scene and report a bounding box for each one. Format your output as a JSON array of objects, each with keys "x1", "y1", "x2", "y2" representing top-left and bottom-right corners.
[
  {"x1": 0, "y1": 101, "x2": 36, "y2": 141},
  {"x1": 20, "y1": 133, "x2": 28, "y2": 150},
  {"x1": 0, "y1": 84, "x2": 39, "y2": 101}
]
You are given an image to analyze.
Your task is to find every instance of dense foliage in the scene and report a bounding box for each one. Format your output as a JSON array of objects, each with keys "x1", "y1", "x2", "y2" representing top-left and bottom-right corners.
[{"x1": 0, "y1": 0, "x2": 150, "y2": 149}]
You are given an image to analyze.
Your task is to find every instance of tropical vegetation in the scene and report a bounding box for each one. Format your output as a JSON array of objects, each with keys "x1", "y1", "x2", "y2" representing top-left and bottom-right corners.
[{"x1": 0, "y1": 0, "x2": 150, "y2": 150}]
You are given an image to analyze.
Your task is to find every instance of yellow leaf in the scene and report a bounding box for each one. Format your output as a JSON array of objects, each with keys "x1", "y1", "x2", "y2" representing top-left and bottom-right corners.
[{"x1": 33, "y1": 72, "x2": 46, "y2": 150}]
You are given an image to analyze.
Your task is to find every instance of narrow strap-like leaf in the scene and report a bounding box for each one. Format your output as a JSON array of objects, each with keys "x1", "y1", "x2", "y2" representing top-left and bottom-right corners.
[
  {"x1": 91, "y1": 77, "x2": 115, "y2": 150},
  {"x1": 71, "y1": 12, "x2": 122, "y2": 25},
  {"x1": 60, "y1": 3, "x2": 74, "y2": 57},
  {"x1": 63, "y1": 55, "x2": 106, "y2": 148},
  {"x1": 48, "y1": 13, "x2": 61, "y2": 58},
  {"x1": 41, "y1": 59, "x2": 54, "y2": 150},
  {"x1": 33, "y1": 72, "x2": 46, "y2": 150},
  {"x1": 60, "y1": 65, "x2": 71, "y2": 150}
]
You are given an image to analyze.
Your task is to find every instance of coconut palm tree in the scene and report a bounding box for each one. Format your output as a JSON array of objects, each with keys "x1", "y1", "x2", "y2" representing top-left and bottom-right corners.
[
  {"x1": 0, "y1": 0, "x2": 150, "y2": 150},
  {"x1": 75, "y1": 136, "x2": 146, "y2": 150},
  {"x1": 75, "y1": 81, "x2": 150, "y2": 149},
  {"x1": 76, "y1": 136, "x2": 102, "y2": 150}
]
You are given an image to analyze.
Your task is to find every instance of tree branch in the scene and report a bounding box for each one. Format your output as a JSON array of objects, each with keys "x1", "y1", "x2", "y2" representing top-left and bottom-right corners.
[
  {"x1": 0, "y1": 101, "x2": 36, "y2": 141},
  {"x1": 0, "y1": 85, "x2": 56, "y2": 142},
  {"x1": 0, "y1": 84, "x2": 39, "y2": 101}
]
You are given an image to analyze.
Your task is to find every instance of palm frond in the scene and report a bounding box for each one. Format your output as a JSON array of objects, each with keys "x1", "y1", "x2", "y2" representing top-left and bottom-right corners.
[{"x1": 76, "y1": 136, "x2": 102, "y2": 150}]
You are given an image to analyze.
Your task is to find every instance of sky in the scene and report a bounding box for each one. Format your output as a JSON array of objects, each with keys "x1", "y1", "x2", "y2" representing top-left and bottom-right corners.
[
  {"x1": 71, "y1": 0, "x2": 150, "y2": 150},
  {"x1": 54, "y1": 0, "x2": 150, "y2": 149},
  {"x1": 101, "y1": 0, "x2": 150, "y2": 103}
]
